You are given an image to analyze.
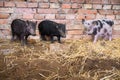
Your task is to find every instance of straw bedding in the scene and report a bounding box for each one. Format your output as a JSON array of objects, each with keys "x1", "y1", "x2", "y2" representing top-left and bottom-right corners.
[{"x1": 0, "y1": 39, "x2": 120, "y2": 80}]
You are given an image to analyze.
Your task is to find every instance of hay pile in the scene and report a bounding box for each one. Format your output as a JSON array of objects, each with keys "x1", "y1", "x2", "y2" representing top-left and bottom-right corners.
[{"x1": 0, "y1": 39, "x2": 120, "y2": 80}]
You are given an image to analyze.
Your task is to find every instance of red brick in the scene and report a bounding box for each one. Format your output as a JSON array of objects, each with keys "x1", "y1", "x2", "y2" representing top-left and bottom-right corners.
[
  {"x1": 10, "y1": 0, "x2": 25, "y2": 1},
  {"x1": 40, "y1": 0, "x2": 49, "y2": 2},
  {"x1": 54, "y1": 20, "x2": 67, "y2": 24},
  {"x1": 0, "y1": 13, "x2": 10, "y2": 19},
  {"x1": 50, "y1": 3, "x2": 60, "y2": 8},
  {"x1": 0, "y1": 29, "x2": 10, "y2": 39},
  {"x1": 102, "y1": 0, "x2": 111, "y2": 4},
  {"x1": 76, "y1": 15, "x2": 85, "y2": 20},
  {"x1": 66, "y1": 14, "x2": 75, "y2": 19},
  {"x1": 72, "y1": 3, "x2": 79, "y2": 8},
  {"x1": 86, "y1": 0, "x2": 102, "y2": 4},
  {"x1": 27, "y1": 3, "x2": 38, "y2": 8},
  {"x1": 34, "y1": 14, "x2": 45, "y2": 20},
  {"x1": 63, "y1": 0, "x2": 71, "y2": 2},
  {"x1": 0, "y1": 24, "x2": 10, "y2": 29},
  {"x1": 0, "y1": 1, "x2": 4, "y2": 7},
  {"x1": 62, "y1": 9, "x2": 69, "y2": 13},
  {"x1": 16, "y1": 2, "x2": 27, "y2": 7},
  {"x1": 55, "y1": 14, "x2": 65, "y2": 20},
  {"x1": 78, "y1": 9, "x2": 97, "y2": 14},
  {"x1": 68, "y1": 9, "x2": 78, "y2": 14},
  {"x1": 98, "y1": 10, "x2": 114, "y2": 15},
  {"x1": 67, "y1": 29, "x2": 83, "y2": 35},
  {"x1": 0, "y1": 8, "x2": 14, "y2": 13},
  {"x1": 113, "y1": 5, "x2": 120, "y2": 10},
  {"x1": 84, "y1": 4, "x2": 92, "y2": 9},
  {"x1": 23, "y1": 14, "x2": 34, "y2": 19},
  {"x1": 39, "y1": 3, "x2": 49, "y2": 8},
  {"x1": 67, "y1": 25, "x2": 84, "y2": 30},
  {"x1": 110, "y1": 0, "x2": 120, "y2": 4},
  {"x1": 66, "y1": 34, "x2": 91, "y2": 39},
  {"x1": 62, "y1": 4, "x2": 71, "y2": 9},
  {"x1": 50, "y1": 0, "x2": 58, "y2": 2},
  {"x1": 71, "y1": 0, "x2": 85, "y2": 3},
  {"x1": 71, "y1": 0, "x2": 78, "y2": 2},
  {"x1": 113, "y1": 30, "x2": 120, "y2": 35},
  {"x1": 66, "y1": 34, "x2": 74, "y2": 39},
  {"x1": 113, "y1": 35, "x2": 120, "y2": 39},
  {"x1": 27, "y1": 0, "x2": 38, "y2": 2},
  {"x1": 4, "y1": 2, "x2": 15, "y2": 7},
  {"x1": 0, "y1": 19, "x2": 8, "y2": 24},
  {"x1": 106, "y1": 15, "x2": 115, "y2": 19},
  {"x1": 28, "y1": 0, "x2": 48, "y2": 2},
  {"x1": 45, "y1": 14, "x2": 55, "y2": 19},
  {"x1": 37, "y1": 9, "x2": 57, "y2": 14},
  {"x1": 113, "y1": 25, "x2": 120, "y2": 30},
  {"x1": 85, "y1": 0, "x2": 92, "y2": 3},
  {"x1": 96, "y1": 14, "x2": 105, "y2": 19},
  {"x1": 58, "y1": 9, "x2": 65, "y2": 14},
  {"x1": 114, "y1": 20, "x2": 120, "y2": 25},
  {"x1": 15, "y1": 8, "x2": 36, "y2": 14},
  {"x1": 85, "y1": 14, "x2": 96, "y2": 20},
  {"x1": 116, "y1": 15, "x2": 120, "y2": 19},
  {"x1": 74, "y1": 20, "x2": 82, "y2": 25},
  {"x1": 93, "y1": 4, "x2": 102, "y2": 9},
  {"x1": 114, "y1": 10, "x2": 120, "y2": 14},
  {"x1": 78, "y1": 4, "x2": 83, "y2": 8},
  {"x1": 103, "y1": 5, "x2": 112, "y2": 9}
]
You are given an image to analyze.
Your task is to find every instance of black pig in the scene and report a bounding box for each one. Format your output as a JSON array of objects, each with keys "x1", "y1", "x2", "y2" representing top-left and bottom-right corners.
[
  {"x1": 11, "y1": 19, "x2": 37, "y2": 46},
  {"x1": 38, "y1": 20, "x2": 66, "y2": 43}
]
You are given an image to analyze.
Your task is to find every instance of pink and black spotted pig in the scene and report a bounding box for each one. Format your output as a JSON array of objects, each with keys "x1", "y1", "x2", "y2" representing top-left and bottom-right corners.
[{"x1": 82, "y1": 18, "x2": 114, "y2": 43}]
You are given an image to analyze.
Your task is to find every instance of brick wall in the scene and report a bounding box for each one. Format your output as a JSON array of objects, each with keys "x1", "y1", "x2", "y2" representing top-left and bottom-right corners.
[{"x1": 0, "y1": 0, "x2": 120, "y2": 39}]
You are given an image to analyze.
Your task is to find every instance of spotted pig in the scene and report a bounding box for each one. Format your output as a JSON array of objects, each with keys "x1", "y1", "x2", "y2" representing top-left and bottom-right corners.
[{"x1": 82, "y1": 18, "x2": 114, "y2": 43}]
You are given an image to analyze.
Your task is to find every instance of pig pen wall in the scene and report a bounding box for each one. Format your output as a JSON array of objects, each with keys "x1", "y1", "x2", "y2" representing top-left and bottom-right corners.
[{"x1": 0, "y1": 0, "x2": 120, "y2": 39}]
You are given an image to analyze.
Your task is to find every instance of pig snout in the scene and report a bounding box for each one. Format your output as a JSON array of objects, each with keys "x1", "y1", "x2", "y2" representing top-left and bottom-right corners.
[
  {"x1": 59, "y1": 30, "x2": 66, "y2": 38},
  {"x1": 61, "y1": 32, "x2": 66, "y2": 38},
  {"x1": 62, "y1": 34, "x2": 66, "y2": 38},
  {"x1": 30, "y1": 29, "x2": 36, "y2": 36}
]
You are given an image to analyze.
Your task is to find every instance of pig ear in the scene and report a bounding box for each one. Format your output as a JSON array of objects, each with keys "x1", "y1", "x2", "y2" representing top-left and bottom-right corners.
[
  {"x1": 26, "y1": 20, "x2": 29, "y2": 26},
  {"x1": 82, "y1": 19, "x2": 85, "y2": 24}
]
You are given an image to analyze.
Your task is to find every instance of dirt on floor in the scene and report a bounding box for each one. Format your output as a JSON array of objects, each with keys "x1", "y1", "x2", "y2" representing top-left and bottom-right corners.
[{"x1": 0, "y1": 39, "x2": 120, "y2": 80}]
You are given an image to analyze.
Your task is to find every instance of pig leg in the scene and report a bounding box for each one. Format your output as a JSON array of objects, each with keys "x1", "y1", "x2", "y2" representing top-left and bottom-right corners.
[
  {"x1": 20, "y1": 34, "x2": 25, "y2": 46},
  {"x1": 108, "y1": 34, "x2": 112, "y2": 41},
  {"x1": 17, "y1": 35, "x2": 21, "y2": 41},
  {"x1": 104, "y1": 36, "x2": 108, "y2": 40},
  {"x1": 25, "y1": 35, "x2": 29, "y2": 44},
  {"x1": 108, "y1": 29, "x2": 112, "y2": 41},
  {"x1": 104, "y1": 33, "x2": 112, "y2": 41},
  {"x1": 41, "y1": 35, "x2": 46, "y2": 41},
  {"x1": 50, "y1": 35, "x2": 54, "y2": 43},
  {"x1": 93, "y1": 35, "x2": 98, "y2": 43},
  {"x1": 57, "y1": 36, "x2": 61, "y2": 43}
]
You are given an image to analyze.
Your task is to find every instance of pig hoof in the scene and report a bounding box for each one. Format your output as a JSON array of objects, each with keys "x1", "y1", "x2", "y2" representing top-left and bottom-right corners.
[{"x1": 58, "y1": 41, "x2": 62, "y2": 43}]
